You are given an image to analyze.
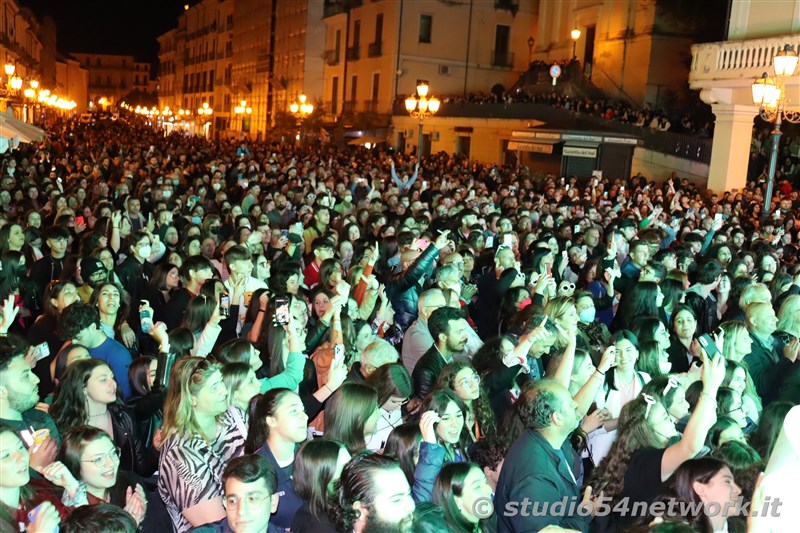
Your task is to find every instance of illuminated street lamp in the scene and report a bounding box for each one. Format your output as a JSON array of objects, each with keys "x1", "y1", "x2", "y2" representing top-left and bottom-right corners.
[
  {"x1": 290, "y1": 94, "x2": 314, "y2": 144},
  {"x1": 289, "y1": 94, "x2": 313, "y2": 117},
  {"x1": 234, "y1": 99, "x2": 252, "y2": 133},
  {"x1": 234, "y1": 99, "x2": 252, "y2": 114},
  {"x1": 404, "y1": 82, "x2": 440, "y2": 159},
  {"x1": 751, "y1": 43, "x2": 800, "y2": 218},
  {"x1": 198, "y1": 102, "x2": 213, "y2": 115},
  {"x1": 4, "y1": 64, "x2": 14, "y2": 76},
  {"x1": 571, "y1": 28, "x2": 581, "y2": 59}
]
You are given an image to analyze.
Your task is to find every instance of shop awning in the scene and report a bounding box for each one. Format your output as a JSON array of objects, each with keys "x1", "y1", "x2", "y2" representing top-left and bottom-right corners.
[{"x1": 507, "y1": 138, "x2": 558, "y2": 154}]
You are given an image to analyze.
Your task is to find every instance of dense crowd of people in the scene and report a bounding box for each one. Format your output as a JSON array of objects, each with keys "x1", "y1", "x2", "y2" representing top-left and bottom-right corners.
[{"x1": 0, "y1": 115, "x2": 798, "y2": 533}]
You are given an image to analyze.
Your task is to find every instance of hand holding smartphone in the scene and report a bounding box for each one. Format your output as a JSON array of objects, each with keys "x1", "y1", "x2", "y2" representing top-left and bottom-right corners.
[
  {"x1": 697, "y1": 333, "x2": 719, "y2": 358},
  {"x1": 275, "y1": 297, "x2": 290, "y2": 326},
  {"x1": 219, "y1": 294, "x2": 230, "y2": 318}
]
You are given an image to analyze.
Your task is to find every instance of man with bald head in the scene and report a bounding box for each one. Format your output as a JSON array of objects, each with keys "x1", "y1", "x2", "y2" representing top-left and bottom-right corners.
[
  {"x1": 495, "y1": 378, "x2": 593, "y2": 532},
  {"x1": 401, "y1": 288, "x2": 447, "y2": 374},
  {"x1": 724, "y1": 282, "x2": 771, "y2": 322},
  {"x1": 745, "y1": 302, "x2": 799, "y2": 405}
]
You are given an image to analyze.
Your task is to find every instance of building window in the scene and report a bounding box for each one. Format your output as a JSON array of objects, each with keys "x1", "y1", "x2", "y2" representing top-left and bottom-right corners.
[
  {"x1": 374, "y1": 14, "x2": 383, "y2": 44},
  {"x1": 371, "y1": 72, "x2": 380, "y2": 111},
  {"x1": 493, "y1": 24, "x2": 511, "y2": 67},
  {"x1": 331, "y1": 76, "x2": 339, "y2": 114},
  {"x1": 352, "y1": 20, "x2": 361, "y2": 47},
  {"x1": 350, "y1": 75, "x2": 357, "y2": 103},
  {"x1": 419, "y1": 14, "x2": 432, "y2": 43},
  {"x1": 334, "y1": 29, "x2": 341, "y2": 63}
]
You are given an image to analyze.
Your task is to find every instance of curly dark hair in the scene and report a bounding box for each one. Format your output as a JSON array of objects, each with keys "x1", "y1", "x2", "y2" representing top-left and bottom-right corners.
[
  {"x1": 435, "y1": 361, "x2": 497, "y2": 439},
  {"x1": 468, "y1": 437, "x2": 507, "y2": 473},
  {"x1": 589, "y1": 395, "x2": 665, "y2": 500},
  {"x1": 330, "y1": 452, "x2": 406, "y2": 533}
]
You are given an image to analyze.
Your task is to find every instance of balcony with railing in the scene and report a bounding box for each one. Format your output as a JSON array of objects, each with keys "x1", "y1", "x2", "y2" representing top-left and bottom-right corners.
[
  {"x1": 325, "y1": 50, "x2": 340, "y2": 66},
  {"x1": 368, "y1": 42, "x2": 382, "y2": 57},
  {"x1": 346, "y1": 46, "x2": 360, "y2": 61},
  {"x1": 391, "y1": 100, "x2": 711, "y2": 163},
  {"x1": 690, "y1": 34, "x2": 800, "y2": 87},
  {"x1": 364, "y1": 99, "x2": 380, "y2": 113},
  {"x1": 491, "y1": 50, "x2": 514, "y2": 68}
]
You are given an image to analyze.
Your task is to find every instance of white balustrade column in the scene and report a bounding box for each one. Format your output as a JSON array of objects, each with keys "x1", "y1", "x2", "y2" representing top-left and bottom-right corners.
[{"x1": 707, "y1": 103, "x2": 758, "y2": 193}]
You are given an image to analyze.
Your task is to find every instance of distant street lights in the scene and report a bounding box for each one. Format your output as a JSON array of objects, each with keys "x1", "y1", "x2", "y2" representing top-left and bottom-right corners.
[
  {"x1": 751, "y1": 43, "x2": 800, "y2": 218},
  {"x1": 404, "y1": 82, "x2": 440, "y2": 159},
  {"x1": 527, "y1": 36, "x2": 535, "y2": 64},
  {"x1": 571, "y1": 28, "x2": 581, "y2": 59},
  {"x1": 290, "y1": 94, "x2": 313, "y2": 144},
  {"x1": 234, "y1": 99, "x2": 252, "y2": 133}
]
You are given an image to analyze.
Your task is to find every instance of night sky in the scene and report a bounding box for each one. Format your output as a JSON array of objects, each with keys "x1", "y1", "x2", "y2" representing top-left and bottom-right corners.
[{"x1": 21, "y1": 0, "x2": 188, "y2": 65}]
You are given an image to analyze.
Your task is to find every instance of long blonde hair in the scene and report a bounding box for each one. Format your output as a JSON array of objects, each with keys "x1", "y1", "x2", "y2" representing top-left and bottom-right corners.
[
  {"x1": 719, "y1": 320, "x2": 762, "y2": 413},
  {"x1": 544, "y1": 295, "x2": 576, "y2": 348},
  {"x1": 161, "y1": 357, "x2": 223, "y2": 441},
  {"x1": 777, "y1": 295, "x2": 800, "y2": 337},
  {"x1": 720, "y1": 320, "x2": 748, "y2": 361}
]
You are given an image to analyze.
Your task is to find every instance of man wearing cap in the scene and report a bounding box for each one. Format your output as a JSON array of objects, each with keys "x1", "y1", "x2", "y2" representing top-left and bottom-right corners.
[{"x1": 77, "y1": 258, "x2": 111, "y2": 303}]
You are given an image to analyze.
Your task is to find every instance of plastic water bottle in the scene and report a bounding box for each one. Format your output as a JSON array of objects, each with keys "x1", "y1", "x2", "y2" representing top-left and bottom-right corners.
[{"x1": 140, "y1": 309, "x2": 153, "y2": 334}]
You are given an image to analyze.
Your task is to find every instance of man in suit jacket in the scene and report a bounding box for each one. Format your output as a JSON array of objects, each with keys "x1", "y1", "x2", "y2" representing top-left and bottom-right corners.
[
  {"x1": 411, "y1": 306, "x2": 470, "y2": 404},
  {"x1": 745, "y1": 302, "x2": 798, "y2": 405},
  {"x1": 495, "y1": 379, "x2": 594, "y2": 533}
]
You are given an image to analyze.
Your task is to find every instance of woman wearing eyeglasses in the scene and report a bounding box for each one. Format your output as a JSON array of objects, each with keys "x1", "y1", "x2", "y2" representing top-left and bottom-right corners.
[
  {"x1": 436, "y1": 361, "x2": 495, "y2": 443},
  {"x1": 44, "y1": 426, "x2": 170, "y2": 531},
  {"x1": 158, "y1": 357, "x2": 247, "y2": 533}
]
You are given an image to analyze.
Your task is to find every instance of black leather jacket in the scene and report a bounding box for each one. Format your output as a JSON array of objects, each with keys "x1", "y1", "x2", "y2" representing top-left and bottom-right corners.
[
  {"x1": 126, "y1": 390, "x2": 165, "y2": 478},
  {"x1": 109, "y1": 403, "x2": 147, "y2": 477},
  {"x1": 411, "y1": 345, "x2": 446, "y2": 402}
]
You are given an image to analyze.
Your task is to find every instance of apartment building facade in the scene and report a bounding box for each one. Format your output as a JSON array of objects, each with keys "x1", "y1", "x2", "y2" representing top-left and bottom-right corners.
[
  {"x1": 158, "y1": 0, "x2": 326, "y2": 139},
  {"x1": 322, "y1": 0, "x2": 537, "y2": 119},
  {"x1": 72, "y1": 53, "x2": 151, "y2": 107}
]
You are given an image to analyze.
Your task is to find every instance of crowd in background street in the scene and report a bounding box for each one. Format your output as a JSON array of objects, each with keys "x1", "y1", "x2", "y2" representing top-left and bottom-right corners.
[{"x1": 0, "y1": 115, "x2": 798, "y2": 533}]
